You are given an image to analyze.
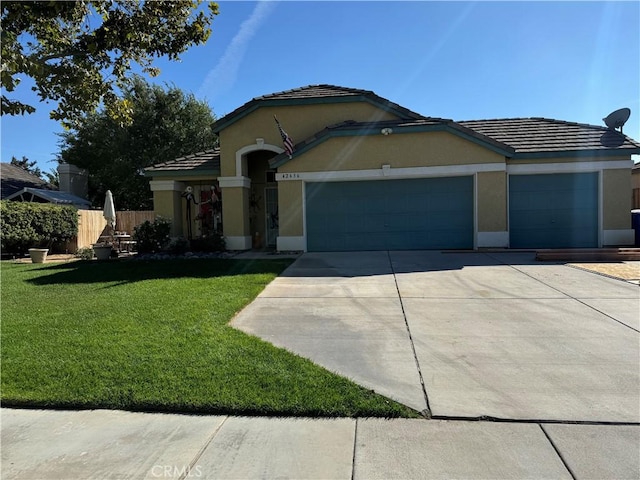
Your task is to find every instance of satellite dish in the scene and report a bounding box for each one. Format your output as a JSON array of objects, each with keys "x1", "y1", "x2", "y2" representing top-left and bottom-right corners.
[{"x1": 603, "y1": 108, "x2": 631, "y2": 132}]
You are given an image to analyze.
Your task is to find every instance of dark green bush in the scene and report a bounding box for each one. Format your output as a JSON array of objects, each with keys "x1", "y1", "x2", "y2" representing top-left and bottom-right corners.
[
  {"x1": 133, "y1": 217, "x2": 171, "y2": 253},
  {"x1": 0, "y1": 201, "x2": 79, "y2": 255},
  {"x1": 190, "y1": 233, "x2": 226, "y2": 252}
]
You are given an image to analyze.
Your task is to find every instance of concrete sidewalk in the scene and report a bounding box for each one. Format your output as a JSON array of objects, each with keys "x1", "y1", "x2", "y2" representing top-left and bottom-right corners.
[{"x1": 3, "y1": 408, "x2": 639, "y2": 479}]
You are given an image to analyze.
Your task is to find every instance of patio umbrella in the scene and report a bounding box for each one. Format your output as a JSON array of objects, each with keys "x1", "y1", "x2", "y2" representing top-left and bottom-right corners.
[{"x1": 103, "y1": 190, "x2": 116, "y2": 231}]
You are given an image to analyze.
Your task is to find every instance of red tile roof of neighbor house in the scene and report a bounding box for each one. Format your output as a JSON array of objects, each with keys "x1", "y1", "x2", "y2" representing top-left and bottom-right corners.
[{"x1": 145, "y1": 148, "x2": 220, "y2": 174}]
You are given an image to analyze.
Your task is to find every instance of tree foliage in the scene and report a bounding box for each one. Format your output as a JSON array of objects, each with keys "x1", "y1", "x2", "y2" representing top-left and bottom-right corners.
[
  {"x1": 9, "y1": 155, "x2": 58, "y2": 186},
  {"x1": 10, "y1": 155, "x2": 41, "y2": 178},
  {"x1": 1, "y1": 1, "x2": 218, "y2": 126},
  {"x1": 58, "y1": 76, "x2": 217, "y2": 210}
]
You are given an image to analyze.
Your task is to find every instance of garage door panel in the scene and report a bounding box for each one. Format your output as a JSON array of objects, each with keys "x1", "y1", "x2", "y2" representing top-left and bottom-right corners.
[
  {"x1": 306, "y1": 177, "x2": 474, "y2": 252},
  {"x1": 509, "y1": 173, "x2": 598, "y2": 249}
]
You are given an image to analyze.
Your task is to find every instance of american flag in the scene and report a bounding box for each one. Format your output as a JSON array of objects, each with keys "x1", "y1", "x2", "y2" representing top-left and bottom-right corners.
[{"x1": 274, "y1": 116, "x2": 294, "y2": 158}]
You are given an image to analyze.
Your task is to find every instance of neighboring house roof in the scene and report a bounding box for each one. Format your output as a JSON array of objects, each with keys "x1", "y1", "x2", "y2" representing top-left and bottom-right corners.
[
  {"x1": 5, "y1": 187, "x2": 91, "y2": 208},
  {"x1": 212, "y1": 84, "x2": 425, "y2": 133},
  {"x1": 1, "y1": 162, "x2": 53, "y2": 199},
  {"x1": 144, "y1": 149, "x2": 220, "y2": 177},
  {"x1": 458, "y1": 118, "x2": 640, "y2": 158}
]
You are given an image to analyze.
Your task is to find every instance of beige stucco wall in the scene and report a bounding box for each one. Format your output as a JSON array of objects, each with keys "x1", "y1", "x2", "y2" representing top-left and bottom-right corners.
[
  {"x1": 152, "y1": 189, "x2": 183, "y2": 236},
  {"x1": 603, "y1": 168, "x2": 632, "y2": 229},
  {"x1": 277, "y1": 180, "x2": 304, "y2": 237},
  {"x1": 279, "y1": 131, "x2": 505, "y2": 173},
  {"x1": 219, "y1": 103, "x2": 400, "y2": 176},
  {"x1": 222, "y1": 186, "x2": 250, "y2": 237},
  {"x1": 477, "y1": 171, "x2": 507, "y2": 232}
]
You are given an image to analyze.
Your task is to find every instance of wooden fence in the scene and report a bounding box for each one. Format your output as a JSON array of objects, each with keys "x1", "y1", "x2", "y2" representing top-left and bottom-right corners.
[{"x1": 74, "y1": 210, "x2": 155, "y2": 250}]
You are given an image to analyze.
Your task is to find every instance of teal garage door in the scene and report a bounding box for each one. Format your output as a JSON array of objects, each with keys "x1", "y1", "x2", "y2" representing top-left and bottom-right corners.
[
  {"x1": 306, "y1": 176, "x2": 474, "y2": 252},
  {"x1": 509, "y1": 172, "x2": 599, "y2": 248}
]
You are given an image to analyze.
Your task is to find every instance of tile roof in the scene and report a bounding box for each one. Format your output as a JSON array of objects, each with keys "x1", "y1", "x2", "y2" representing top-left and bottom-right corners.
[
  {"x1": 145, "y1": 149, "x2": 220, "y2": 174},
  {"x1": 255, "y1": 84, "x2": 375, "y2": 101},
  {"x1": 212, "y1": 84, "x2": 424, "y2": 132},
  {"x1": 1, "y1": 162, "x2": 53, "y2": 198},
  {"x1": 458, "y1": 118, "x2": 640, "y2": 154}
]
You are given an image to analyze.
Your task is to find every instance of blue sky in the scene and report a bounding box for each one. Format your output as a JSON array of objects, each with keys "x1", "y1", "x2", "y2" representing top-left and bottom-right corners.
[{"x1": 2, "y1": 1, "x2": 639, "y2": 174}]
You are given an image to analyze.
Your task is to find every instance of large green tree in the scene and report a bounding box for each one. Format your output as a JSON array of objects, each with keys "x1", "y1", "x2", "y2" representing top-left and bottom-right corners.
[
  {"x1": 58, "y1": 77, "x2": 217, "y2": 210},
  {"x1": 1, "y1": 1, "x2": 218, "y2": 126}
]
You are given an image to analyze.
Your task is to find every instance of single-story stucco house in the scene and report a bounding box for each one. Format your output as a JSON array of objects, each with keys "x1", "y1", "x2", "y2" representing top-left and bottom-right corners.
[{"x1": 145, "y1": 84, "x2": 640, "y2": 252}]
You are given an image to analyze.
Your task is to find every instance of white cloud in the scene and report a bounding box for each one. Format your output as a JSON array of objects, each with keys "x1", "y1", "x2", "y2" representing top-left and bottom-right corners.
[{"x1": 197, "y1": 1, "x2": 276, "y2": 101}]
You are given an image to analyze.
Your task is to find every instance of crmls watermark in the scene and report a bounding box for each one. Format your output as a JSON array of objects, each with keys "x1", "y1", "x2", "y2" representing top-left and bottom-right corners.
[{"x1": 150, "y1": 464, "x2": 203, "y2": 478}]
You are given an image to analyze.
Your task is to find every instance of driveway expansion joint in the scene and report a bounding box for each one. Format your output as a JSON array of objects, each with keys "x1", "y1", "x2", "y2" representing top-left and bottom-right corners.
[
  {"x1": 539, "y1": 424, "x2": 578, "y2": 480},
  {"x1": 486, "y1": 252, "x2": 640, "y2": 333},
  {"x1": 179, "y1": 415, "x2": 229, "y2": 480},
  {"x1": 387, "y1": 250, "x2": 432, "y2": 415},
  {"x1": 429, "y1": 414, "x2": 640, "y2": 426}
]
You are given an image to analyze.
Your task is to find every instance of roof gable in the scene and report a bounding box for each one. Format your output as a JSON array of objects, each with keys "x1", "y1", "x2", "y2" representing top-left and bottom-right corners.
[
  {"x1": 270, "y1": 118, "x2": 515, "y2": 168},
  {"x1": 212, "y1": 84, "x2": 424, "y2": 133}
]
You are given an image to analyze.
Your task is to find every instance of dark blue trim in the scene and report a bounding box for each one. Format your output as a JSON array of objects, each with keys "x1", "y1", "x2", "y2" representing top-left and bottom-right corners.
[
  {"x1": 145, "y1": 169, "x2": 220, "y2": 178},
  {"x1": 512, "y1": 149, "x2": 639, "y2": 159}
]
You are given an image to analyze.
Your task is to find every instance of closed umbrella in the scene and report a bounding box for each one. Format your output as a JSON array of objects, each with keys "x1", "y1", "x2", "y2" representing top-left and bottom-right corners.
[{"x1": 103, "y1": 190, "x2": 116, "y2": 232}]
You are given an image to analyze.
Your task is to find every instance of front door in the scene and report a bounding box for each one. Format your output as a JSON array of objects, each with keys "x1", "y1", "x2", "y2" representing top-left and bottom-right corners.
[{"x1": 265, "y1": 187, "x2": 279, "y2": 247}]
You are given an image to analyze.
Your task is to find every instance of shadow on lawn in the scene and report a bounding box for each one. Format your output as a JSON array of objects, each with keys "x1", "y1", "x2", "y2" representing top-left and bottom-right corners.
[{"x1": 26, "y1": 258, "x2": 294, "y2": 286}]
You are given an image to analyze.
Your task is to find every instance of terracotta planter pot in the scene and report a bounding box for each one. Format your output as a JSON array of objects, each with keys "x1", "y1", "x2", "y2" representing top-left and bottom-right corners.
[
  {"x1": 28, "y1": 248, "x2": 49, "y2": 264},
  {"x1": 92, "y1": 244, "x2": 112, "y2": 260}
]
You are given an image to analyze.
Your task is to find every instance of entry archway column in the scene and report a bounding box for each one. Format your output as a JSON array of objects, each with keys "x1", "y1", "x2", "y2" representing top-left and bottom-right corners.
[{"x1": 218, "y1": 176, "x2": 252, "y2": 250}]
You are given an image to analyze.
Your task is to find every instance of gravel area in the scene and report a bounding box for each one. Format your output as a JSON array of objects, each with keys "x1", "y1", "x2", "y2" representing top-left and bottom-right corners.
[{"x1": 569, "y1": 262, "x2": 640, "y2": 282}]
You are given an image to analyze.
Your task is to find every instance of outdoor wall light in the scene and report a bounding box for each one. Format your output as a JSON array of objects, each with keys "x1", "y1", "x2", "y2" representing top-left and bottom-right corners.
[{"x1": 381, "y1": 127, "x2": 393, "y2": 135}]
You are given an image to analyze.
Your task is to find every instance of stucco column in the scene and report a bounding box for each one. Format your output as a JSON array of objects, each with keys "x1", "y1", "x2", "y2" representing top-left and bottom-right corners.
[
  {"x1": 602, "y1": 168, "x2": 634, "y2": 245},
  {"x1": 276, "y1": 180, "x2": 305, "y2": 251},
  {"x1": 149, "y1": 180, "x2": 185, "y2": 236},
  {"x1": 477, "y1": 171, "x2": 509, "y2": 248},
  {"x1": 218, "y1": 176, "x2": 252, "y2": 250}
]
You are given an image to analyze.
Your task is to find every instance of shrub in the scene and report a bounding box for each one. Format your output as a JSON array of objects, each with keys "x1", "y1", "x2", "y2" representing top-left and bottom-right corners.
[
  {"x1": 75, "y1": 247, "x2": 95, "y2": 260},
  {"x1": 166, "y1": 236, "x2": 190, "y2": 254},
  {"x1": 133, "y1": 217, "x2": 171, "y2": 253},
  {"x1": 190, "y1": 233, "x2": 226, "y2": 252},
  {"x1": 0, "y1": 201, "x2": 79, "y2": 255}
]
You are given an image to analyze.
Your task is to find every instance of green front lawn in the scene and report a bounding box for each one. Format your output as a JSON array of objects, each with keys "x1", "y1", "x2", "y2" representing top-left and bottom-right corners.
[{"x1": 1, "y1": 259, "x2": 416, "y2": 417}]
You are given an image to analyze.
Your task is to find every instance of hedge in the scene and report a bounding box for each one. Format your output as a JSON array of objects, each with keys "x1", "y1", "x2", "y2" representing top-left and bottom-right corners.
[{"x1": 0, "y1": 201, "x2": 79, "y2": 255}]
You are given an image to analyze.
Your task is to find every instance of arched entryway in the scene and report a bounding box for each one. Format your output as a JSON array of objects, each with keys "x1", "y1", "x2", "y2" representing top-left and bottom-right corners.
[{"x1": 246, "y1": 150, "x2": 279, "y2": 248}]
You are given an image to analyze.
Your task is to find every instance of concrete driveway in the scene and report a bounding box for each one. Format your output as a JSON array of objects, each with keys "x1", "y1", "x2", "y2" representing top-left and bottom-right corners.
[{"x1": 232, "y1": 251, "x2": 639, "y2": 423}]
